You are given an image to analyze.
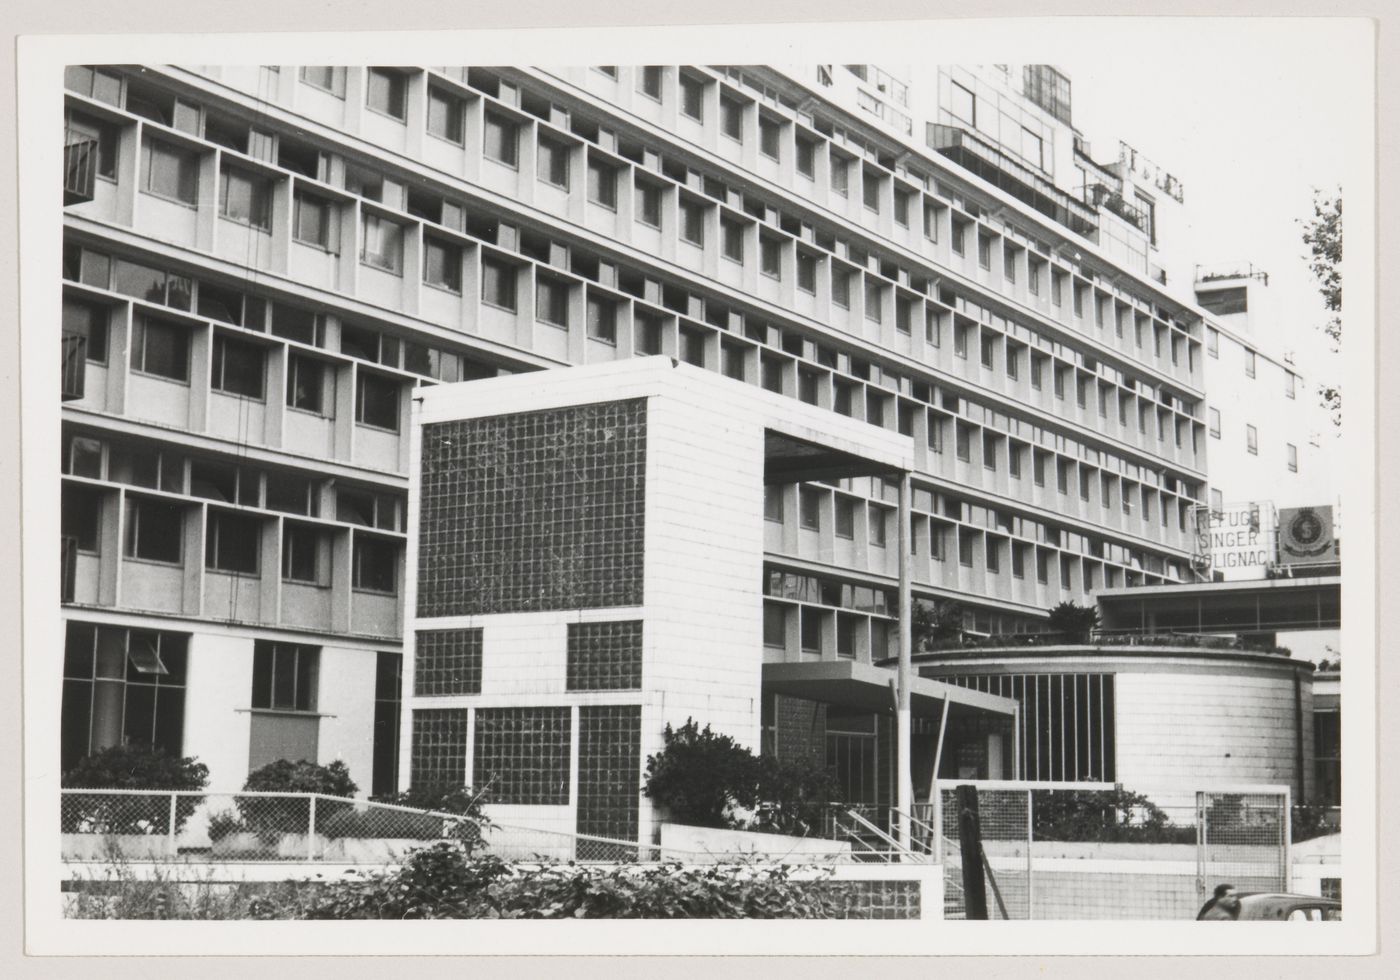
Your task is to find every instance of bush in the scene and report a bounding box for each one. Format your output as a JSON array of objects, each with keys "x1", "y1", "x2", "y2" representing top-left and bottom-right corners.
[
  {"x1": 369, "y1": 785, "x2": 492, "y2": 849},
  {"x1": 61, "y1": 746, "x2": 209, "y2": 835},
  {"x1": 1046, "y1": 601, "x2": 1100, "y2": 643},
  {"x1": 751, "y1": 756, "x2": 843, "y2": 837},
  {"x1": 237, "y1": 759, "x2": 358, "y2": 839},
  {"x1": 913, "y1": 599, "x2": 966, "y2": 650},
  {"x1": 644, "y1": 720, "x2": 761, "y2": 829},
  {"x1": 1031, "y1": 788, "x2": 1194, "y2": 844}
]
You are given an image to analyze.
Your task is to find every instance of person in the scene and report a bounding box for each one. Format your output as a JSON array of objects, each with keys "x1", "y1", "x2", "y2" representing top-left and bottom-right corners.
[{"x1": 1197, "y1": 884, "x2": 1241, "y2": 920}]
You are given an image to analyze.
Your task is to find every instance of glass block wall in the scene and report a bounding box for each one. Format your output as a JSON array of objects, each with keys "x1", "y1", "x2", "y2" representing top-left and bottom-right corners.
[
  {"x1": 577, "y1": 705, "x2": 642, "y2": 846},
  {"x1": 566, "y1": 620, "x2": 643, "y2": 691},
  {"x1": 413, "y1": 628, "x2": 483, "y2": 696},
  {"x1": 417, "y1": 399, "x2": 647, "y2": 617},
  {"x1": 410, "y1": 708, "x2": 469, "y2": 788},
  {"x1": 473, "y1": 706, "x2": 571, "y2": 804}
]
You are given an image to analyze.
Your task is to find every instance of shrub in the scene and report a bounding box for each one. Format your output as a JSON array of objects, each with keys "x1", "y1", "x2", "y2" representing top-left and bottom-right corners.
[
  {"x1": 751, "y1": 756, "x2": 843, "y2": 837},
  {"x1": 913, "y1": 599, "x2": 965, "y2": 650},
  {"x1": 237, "y1": 759, "x2": 358, "y2": 839},
  {"x1": 369, "y1": 784, "x2": 492, "y2": 849},
  {"x1": 1046, "y1": 601, "x2": 1100, "y2": 643},
  {"x1": 644, "y1": 720, "x2": 761, "y2": 829},
  {"x1": 1031, "y1": 788, "x2": 1193, "y2": 844},
  {"x1": 61, "y1": 746, "x2": 209, "y2": 835}
]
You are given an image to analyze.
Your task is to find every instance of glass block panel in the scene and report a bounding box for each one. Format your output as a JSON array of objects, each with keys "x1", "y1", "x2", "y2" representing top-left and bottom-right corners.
[
  {"x1": 418, "y1": 399, "x2": 647, "y2": 616},
  {"x1": 413, "y1": 628, "x2": 483, "y2": 697},
  {"x1": 410, "y1": 708, "x2": 469, "y2": 790},
  {"x1": 576, "y1": 705, "x2": 641, "y2": 851},
  {"x1": 566, "y1": 621, "x2": 642, "y2": 691},
  {"x1": 473, "y1": 707, "x2": 570, "y2": 805}
]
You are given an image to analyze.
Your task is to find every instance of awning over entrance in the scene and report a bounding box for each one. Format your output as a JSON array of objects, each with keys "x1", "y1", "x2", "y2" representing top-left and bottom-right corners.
[
  {"x1": 763, "y1": 430, "x2": 908, "y2": 485},
  {"x1": 762, "y1": 660, "x2": 1018, "y2": 720}
]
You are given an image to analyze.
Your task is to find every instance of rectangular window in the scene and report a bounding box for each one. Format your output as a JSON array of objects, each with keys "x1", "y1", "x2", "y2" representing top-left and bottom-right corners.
[
  {"x1": 1207, "y1": 327, "x2": 1219, "y2": 357},
  {"x1": 800, "y1": 608, "x2": 822, "y2": 654},
  {"x1": 1245, "y1": 350, "x2": 1257, "y2": 378},
  {"x1": 831, "y1": 268, "x2": 850, "y2": 307},
  {"x1": 863, "y1": 278, "x2": 882, "y2": 322},
  {"x1": 360, "y1": 213, "x2": 404, "y2": 275},
  {"x1": 799, "y1": 488, "x2": 821, "y2": 530},
  {"x1": 721, "y1": 217, "x2": 744, "y2": 262},
  {"x1": 835, "y1": 497, "x2": 855, "y2": 539},
  {"x1": 795, "y1": 135, "x2": 816, "y2": 178},
  {"x1": 300, "y1": 66, "x2": 346, "y2": 97},
  {"x1": 1246, "y1": 424, "x2": 1258, "y2": 455},
  {"x1": 366, "y1": 68, "x2": 407, "y2": 120},
  {"x1": 951, "y1": 80, "x2": 976, "y2": 126},
  {"x1": 286, "y1": 353, "x2": 328, "y2": 414},
  {"x1": 1286, "y1": 372, "x2": 1297, "y2": 399},
  {"x1": 830, "y1": 156, "x2": 849, "y2": 196},
  {"x1": 62, "y1": 483, "x2": 102, "y2": 552},
  {"x1": 355, "y1": 371, "x2": 400, "y2": 431},
  {"x1": 123, "y1": 496, "x2": 182, "y2": 563},
  {"x1": 954, "y1": 325, "x2": 968, "y2": 359},
  {"x1": 353, "y1": 534, "x2": 399, "y2": 594},
  {"x1": 586, "y1": 157, "x2": 617, "y2": 209},
  {"x1": 759, "y1": 115, "x2": 781, "y2": 159},
  {"x1": 63, "y1": 297, "x2": 109, "y2": 364},
  {"x1": 955, "y1": 423, "x2": 971, "y2": 462},
  {"x1": 959, "y1": 532, "x2": 975, "y2": 568},
  {"x1": 894, "y1": 190, "x2": 910, "y2": 226},
  {"x1": 252, "y1": 641, "x2": 319, "y2": 712},
  {"x1": 797, "y1": 251, "x2": 817, "y2": 293},
  {"x1": 586, "y1": 295, "x2": 616, "y2": 344},
  {"x1": 862, "y1": 170, "x2": 880, "y2": 211},
  {"x1": 372, "y1": 651, "x2": 402, "y2": 796},
  {"x1": 983, "y1": 432, "x2": 998, "y2": 471},
  {"x1": 66, "y1": 110, "x2": 119, "y2": 181},
  {"x1": 638, "y1": 66, "x2": 664, "y2": 100},
  {"x1": 868, "y1": 508, "x2": 887, "y2": 548},
  {"x1": 679, "y1": 74, "x2": 705, "y2": 120},
  {"x1": 415, "y1": 628, "x2": 483, "y2": 697},
  {"x1": 537, "y1": 137, "x2": 570, "y2": 189},
  {"x1": 292, "y1": 191, "x2": 337, "y2": 251},
  {"x1": 634, "y1": 312, "x2": 664, "y2": 356},
  {"x1": 1287, "y1": 443, "x2": 1298, "y2": 472},
  {"x1": 978, "y1": 234, "x2": 992, "y2": 270},
  {"x1": 763, "y1": 485, "x2": 783, "y2": 523},
  {"x1": 480, "y1": 256, "x2": 518, "y2": 311},
  {"x1": 536, "y1": 276, "x2": 570, "y2": 327},
  {"x1": 423, "y1": 238, "x2": 462, "y2": 293},
  {"x1": 760, "y1": 236, "x2": 782, "y2": 278},
  {"x1": 218, "y1": 166, "x2": 272, "y2": 230},
  {"x1": 980, "y1": 335, "x2": 995, "y2": 369},
  {"x1": 1033, "y1": 452, "x2": 1046, "y2": 486},
  {"x1": 426, "y1": 86, "x2": 465, "y2": 143},
  {"x1": 131, "y1": 315, "x2": 189, "y2": 382},
  {"x1": 1209, "y1": 407, "x2": 1221, "y2": 438},
  {"x1": 720, "y1": 96, "x2": 744, "y2": 141},
  {"x1": 140, "y1": 136, "x2": 198, "y2": 205},
  {"x1": 635, "y1": 180, "x2": 662, "y2": 228},
  {"x1": 266, "y1": 471, "x2": 318, "y2": 517},
  {"x1": 211, "y1": 334, "x2": 265, "y2": 400},
  {"x1": 473, "y1": 707, "x2": 570, "y2": 805},
  {"x1": 680, "y1": 199, "x2": 705, "y2": 245},
  {"x1": 763, "y1": 603, "x2": 786, "y2": 648},
  {"x1": 483, "y1": 111, "x2": 519, "y2": 167},
  {"x1": 205, "y1": 509, "x2": 260, "y2": 575}
]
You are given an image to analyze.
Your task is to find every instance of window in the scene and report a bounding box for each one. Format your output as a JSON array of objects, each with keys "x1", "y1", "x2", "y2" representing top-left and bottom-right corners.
[
  {"x1": 835, "y1": 497, "x2": 855, "y2": 539},
  {"x1": 720, "y1": 96, "x2": 744, "y2": 141},
  {"x1": 62, "y1": 484, "x2": 102, "y2": 553},
  {"x1": 586, "y1": 295, "x2": 616, "y2": 344},
  {"x1": 63, "y1": 297, "x2": 108, "y2": 364},
  {"x1": 763, "y1": 603, "x2": 786, "y2": 648},
  {"x1": 958, "y1": 532, "x2": 975, "y2": 568},
  {"x1": 635, "y1": 179, "x2": 662, "y2": 227},
  {"x1": 353, "y1": 534, "x2": 399, "y2": 593},
  {"x1": 799, "y1": 488, "x2": 821, "y2": 530},
  {"x1": 124, "y1": 496, "x2": 182, "y2": 563},
  {"x1": 1053, "y1": 367, "x2": 1066, "y2": 400},
  {"x1": 292, "y1": 191, "x2": 337, "y2": 251},
  {"x1": 978, "y1": 234, "x2": 992, "y2": 270},
  {"x1": 64, "y1": 65, "x2": 123, "y2": 106},
  {"x1": 337, "y1": 488, "x2": 400, "y2": 530},
  {"x1": 830, "y1": 156, "x2": 849, "y2": 196},
  {"x1": 863, "y1": 278, "x2": 882, "y2": 322},
  {"x1": 286, "y1": 354, "x2": 328, "y2": 414},
  {"x1": 896, "y1": 298, "x2": 912, "y2": 335},
  {"x1": 831, "y1": 268, "x2": 851, "y2": 307},
  {"x1": 1207, "y1": 327, "x2": 1219, "y2": 358},
  {"x1": 1286, "y1": 371, "x2": 1297, "y2": 399},
  {"x1": 679, "y1": 74, "x2": 705, "y2": 120},
  {"x1": 980, "y1": 335, "x2": 995, "y2": 369},
  {"x1": 252, "y1": 641, "x2": 319, "y2": 711},
  {"x1": 795, "y1": 135, "x2": 816, "y2": 177},
  {"x1": 954, "y1": 325, "x2": 968, "y2": 359},
  {"x1": 800, "y1": 608, "x2": 822, "y2": 654},
  {"x1": 299, "y1": 66, "x2": 346, "y2": 97},
  {"x1": 536, "y1": 276, "x2": 570, "y2": 327},
  {"x1": 537, "y1": 137, "x2": 570, "y2": 188},
  {"x1": 366, "y1": 68, "x2": 407, "y2": 120},
  {"x1": 426, "y1": 86, "x2": 465, "y2": 143},
  {"x1": 189, "y1": 458, "x2": 256, "y2": 505},
  {"x1": 130, "y1": 315, "x2": 189, "y2": 382},
  {"x1": 760, "y1": 236, "x2": 782, "y2": 278},
  {"x1": 1033, "y1": 452, "x2": 1046, "y2": 486},
  {"x1": 797, "y1": 251, "x2": 817, "y2": 293},
  {"x1": 282, "y1": 523, "x2": 324, "y2": 584},
  {"x1": 634, "y1": 312, "x2": 664, "y2": 356},
  {"x1": 424, "y1": 238, "x2": 462, "y2": 292},
  {"x1": 680, "y1": 199, "x2": 705, "y2": 245},
  {"x1": 894, "y1": 190, "x2": 910, "y2": 226},
  {"x1": 1209, "y1": 407, "x2": 1221, "y2": 438},
  {"x1": 480, "y1": 256, "x2": 517, "y2": 311},
  {"x1": 1245, "y1": 350, "x2": 1257, "y2": 378},
  {"x1": 1246, "y1": 424, "x2": 1258, "y2": 455},
  {"x1": 923, "y1": 202, "x2": 940, "y2": 242},
  {"x1": 66, "y1": 109, "x2": 119, "y2": 180},
  {"x1": 868, "y1": 508, "x2": 887, "y2": 548},
  {"x1": 1030, "y1": 357, "x2": 1043, "y2": 390},
  {"x1": 483, "y1": 111, "x2": 519, "y2": 167},
  {"x1": 140, "y1": 136, "x2": 198, "y2": 205},
  {"x1": 265, "y1": 471, "x2": 318, "y2": 516},
  {"x1": 355, "y1": 371, "x2": 400, "y2": 431},
  {"x1": 1051, "y1": 273, "x2": 1063, "y2": 306},
  {"x1": 862, "y1": 170, "x2": 880, "y2": 211},
  {"x1": 586, "y1": 156, "x2": 617, "y2": 209},
  {"x1": 218, "y1": 165, "x2": 273, "y2": 230},
  {"x1": 62, "y1": 624, "x2": 188, "y2": 770},
  {"x1": 205, "y1": 510, "x2": 260, "y2": 575},
  {"x1": 759, "y1": 115, "x2": 780, "y2": 159},
  {"x1": 360, "y1": 213, "x2": 404, "y2": 274},
  {"x1": 950, "y1": 81, "x2": 976, "y2": 126},
  {"x1": 721, "y1": 217, "x2": 745, "y2": 262},
  {"x1": 955, "y1": 423, "x2": 971, "y2": 462},
  {"x1": 1287, "y1": 443, "x2": 1298, "y2": 472},
  {"x1": 370, "y1": 651, "x2": 402, "y2": 796},
  {"x1": 211, "y1": 334, "x2": 265, "y2": 400},
  {"x1": 638, "y1": 66, "x2": 664, "y2": 100}
]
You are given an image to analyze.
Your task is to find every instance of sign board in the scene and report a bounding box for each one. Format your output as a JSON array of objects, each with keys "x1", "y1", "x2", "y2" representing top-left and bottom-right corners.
[
  {"x1": 1277, "y1": 506, "x2": 1338, "y2": 567},
  {"x1": 1192, "y1": 502, "x2": 1275, "y2": 579}
]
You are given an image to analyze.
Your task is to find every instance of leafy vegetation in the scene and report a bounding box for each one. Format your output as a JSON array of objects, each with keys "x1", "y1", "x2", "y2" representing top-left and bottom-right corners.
[
  {"x1": 61, "y1": 746, "x2": 209, "y2": 835},
  {"x1": 912, "y1": 599, "x2": 966, "y2": 650},
  {"x1": 1046, "y1": 601, "x2": 1100, "y2": 643},
  {"x1": 1301, "y1": 190, "x2": 1341, "y2": 424},
  {"x1": 236, "y1": 759, "x2": 359, "y2": 838},
  {"x1": 1031, "y1": 788, "x2": 1193, "y2": 844}
]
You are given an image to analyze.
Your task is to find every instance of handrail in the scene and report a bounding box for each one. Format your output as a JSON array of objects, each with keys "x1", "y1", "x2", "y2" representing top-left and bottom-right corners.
[
  {"x1": 889, "y1": 806, "x2": 940, "y2": 856},
  {"x1": 836, "y1": 808, "x2": 927, "y2": 864}
]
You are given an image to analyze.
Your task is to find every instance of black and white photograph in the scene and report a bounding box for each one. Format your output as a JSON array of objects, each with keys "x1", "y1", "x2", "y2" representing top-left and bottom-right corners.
[{"x1": 13, "y1": 13, "x2": 1380, "y2": 959}]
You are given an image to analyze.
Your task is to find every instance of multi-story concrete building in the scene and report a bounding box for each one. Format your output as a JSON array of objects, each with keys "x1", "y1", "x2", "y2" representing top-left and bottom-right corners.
[{"x1": 62, "y1": 62, "x2": 1300, "y2": 811}]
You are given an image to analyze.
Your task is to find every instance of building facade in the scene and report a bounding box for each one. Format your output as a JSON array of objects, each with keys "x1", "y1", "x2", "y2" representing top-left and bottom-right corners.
[{"x1": 61, "y1": 63, "x2": 1247, "y2": 802}]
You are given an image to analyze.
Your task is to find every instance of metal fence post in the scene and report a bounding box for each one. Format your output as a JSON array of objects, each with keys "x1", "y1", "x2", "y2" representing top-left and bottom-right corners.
[
  {"x1": 956, "y1": 784, "x2": 989, "y2": 920},
  {"x1": 167, "y1": 793, "x2": 178, "y2": 856},
  {"x1": 1026, "y1": 789, "x2": 1034, "y2": 920},
  {"x1": 308, "y1": 794, "x2": 317, "y2": 860}
]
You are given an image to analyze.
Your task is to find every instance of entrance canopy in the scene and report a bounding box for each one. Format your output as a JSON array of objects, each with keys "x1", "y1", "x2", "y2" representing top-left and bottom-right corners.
[{"x1": 762, "y1": 660, "x2": 1018, "y2": 721}]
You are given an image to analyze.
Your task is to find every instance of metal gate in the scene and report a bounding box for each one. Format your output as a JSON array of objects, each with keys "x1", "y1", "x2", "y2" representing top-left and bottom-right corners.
[{"x1": 1196, "y1": 789, "x2": 1291, "y2": 903}]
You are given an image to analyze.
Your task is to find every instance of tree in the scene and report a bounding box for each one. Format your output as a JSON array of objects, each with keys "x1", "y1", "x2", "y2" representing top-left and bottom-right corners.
[
  {"x1": 643, "y1": 719, "x2": 761, "y2": 828},
  {"x1": 1300, "y1": 190, "x2": 1341, "y2": 425},
  {"x1": 912, "y1": 598, "x2": 966, "y2": 650},
  {"x1": 1046, "y1": 601, "x2": 1099, "y2": 643}
]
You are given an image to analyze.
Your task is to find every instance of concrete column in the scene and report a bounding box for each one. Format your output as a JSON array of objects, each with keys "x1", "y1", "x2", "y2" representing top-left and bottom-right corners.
[{"x1": 896, "y1": 470, "x2": 912, "y2": 851}]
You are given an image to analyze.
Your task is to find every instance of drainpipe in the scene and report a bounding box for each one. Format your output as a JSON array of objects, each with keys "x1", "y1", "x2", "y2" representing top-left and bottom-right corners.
[
  {"x1": 1293, "y1": 669, "x2": 1306, "y2": 802},
  {"x1": 897, "y1": 470, "x2": 912, "y2": 852}
]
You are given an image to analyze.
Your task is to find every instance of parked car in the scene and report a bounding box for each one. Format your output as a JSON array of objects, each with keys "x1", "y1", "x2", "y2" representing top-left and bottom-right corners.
[{"x1": 1235, "y1": 893, "x2": 1342, "y2": 921}]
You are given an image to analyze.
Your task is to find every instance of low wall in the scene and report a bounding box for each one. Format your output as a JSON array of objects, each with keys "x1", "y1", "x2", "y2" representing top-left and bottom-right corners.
[{"x1": 660, "y1": 824, "x2": 852, "y2": 863}]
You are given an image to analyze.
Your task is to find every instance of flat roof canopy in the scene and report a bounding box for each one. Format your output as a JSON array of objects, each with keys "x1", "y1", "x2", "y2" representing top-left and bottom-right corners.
[
  {"x1": 1097, "y1": 576, "x2": 1340, "y2": 633},
  {"x1": 764, "y1": 430, "x2": 908, "y2": 484},
  {"x1": 762, "y1": 660, "x2": 1018, "y2": 719}
]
